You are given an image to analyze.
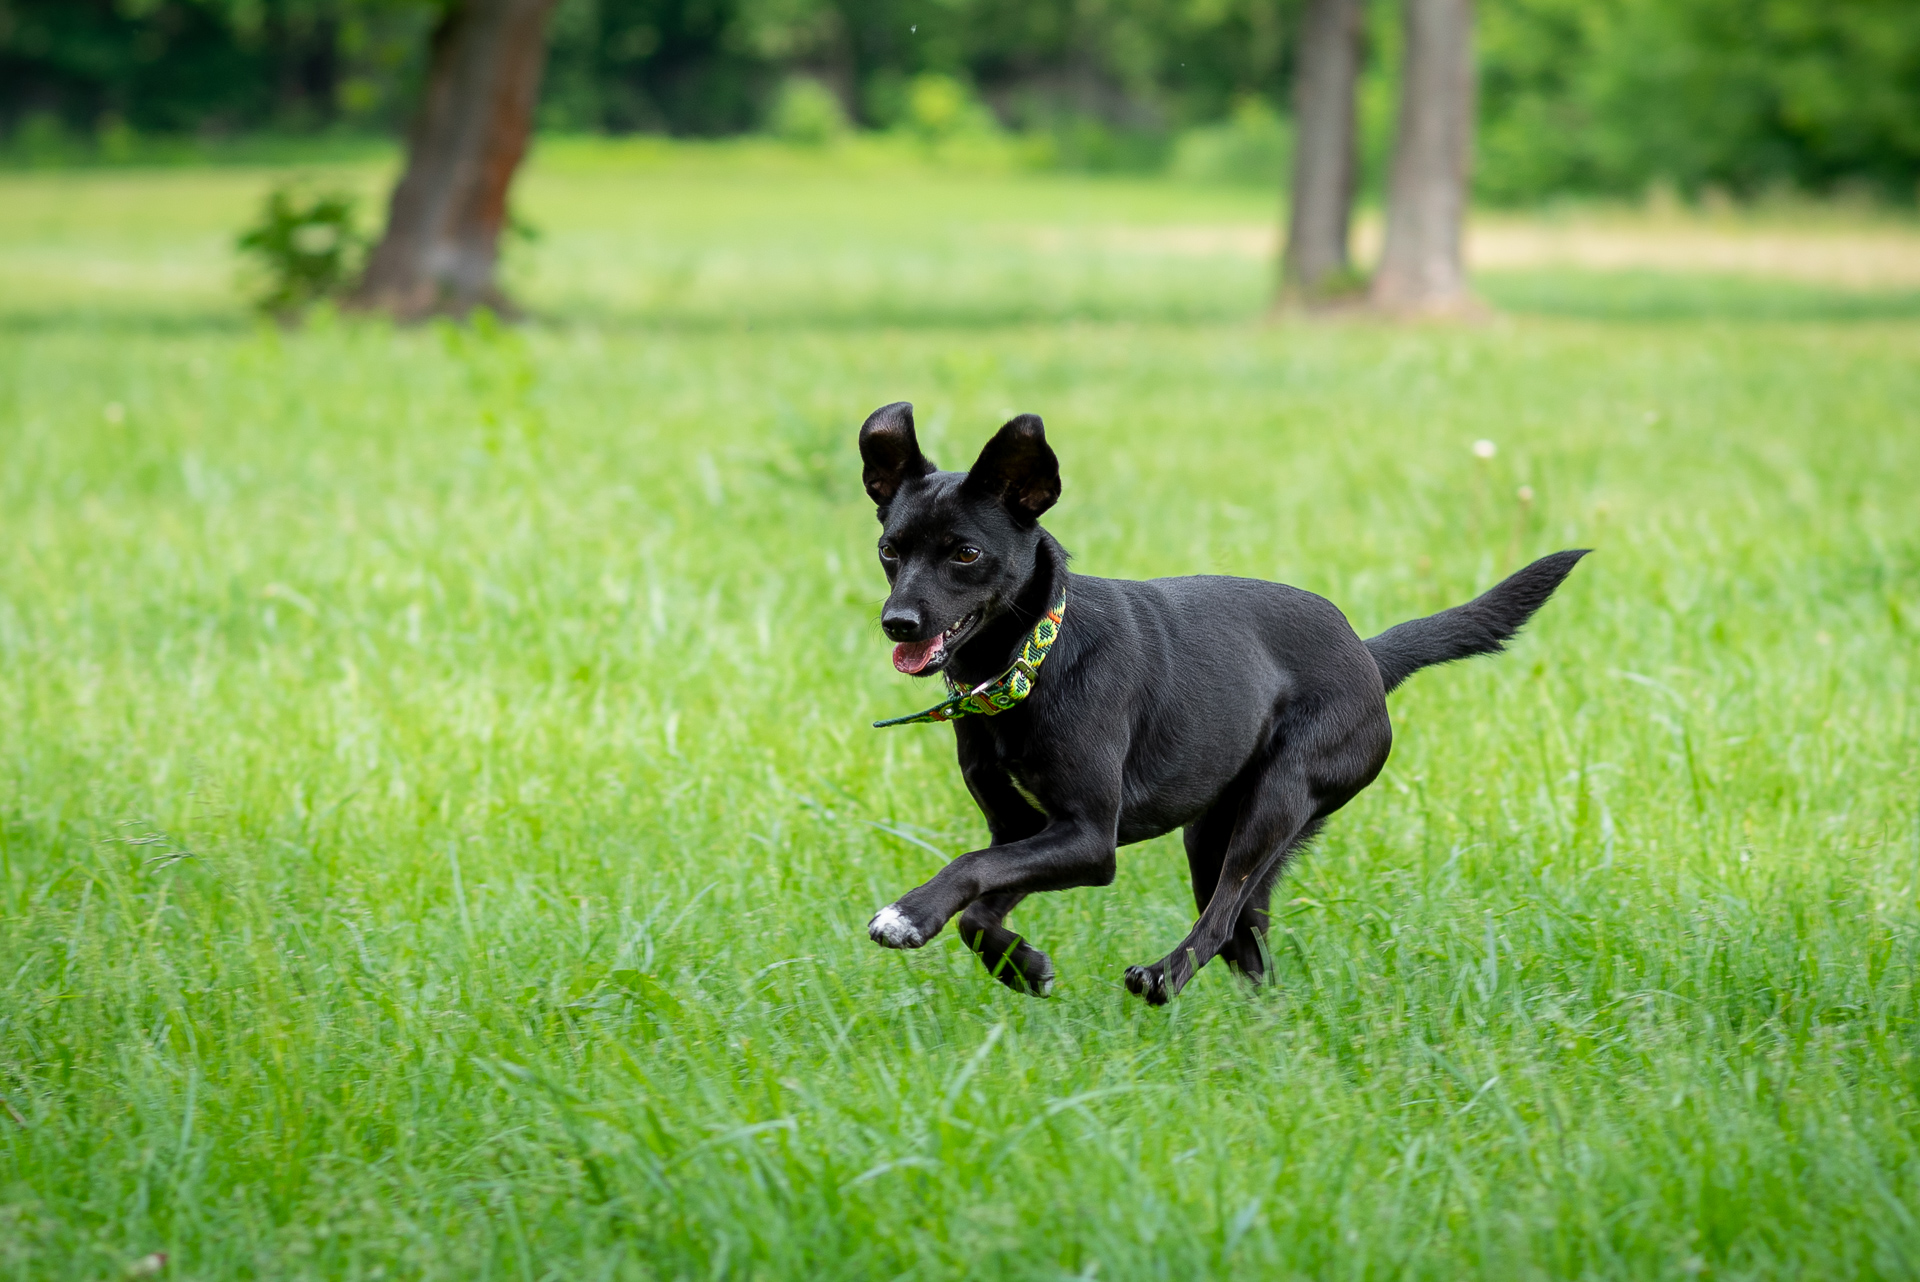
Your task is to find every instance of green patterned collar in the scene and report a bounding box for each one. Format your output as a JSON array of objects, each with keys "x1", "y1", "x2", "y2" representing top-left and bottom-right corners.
[{"x1": 872, "y1": 586, "x2": 1067, "y2": 728}]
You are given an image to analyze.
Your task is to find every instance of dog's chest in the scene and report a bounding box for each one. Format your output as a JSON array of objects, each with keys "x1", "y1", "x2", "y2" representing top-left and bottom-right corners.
[
  {"x1": 988, "y1": 733, "x2": 1051, "y2": 817},
  {"x1": 1003, "y1": 765, "x2": 1049, "y2": 817}
]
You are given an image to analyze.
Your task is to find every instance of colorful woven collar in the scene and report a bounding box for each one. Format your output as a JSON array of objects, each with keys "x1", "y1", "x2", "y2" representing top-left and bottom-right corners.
[{"x1": 872, "y1": 586, "x2": 1067, "y2": 728}]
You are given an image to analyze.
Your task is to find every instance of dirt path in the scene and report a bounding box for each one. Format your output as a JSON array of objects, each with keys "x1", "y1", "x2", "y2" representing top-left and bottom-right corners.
[{"x1": 1034, "y1": 217, "x2": 1920, "y2": 289}]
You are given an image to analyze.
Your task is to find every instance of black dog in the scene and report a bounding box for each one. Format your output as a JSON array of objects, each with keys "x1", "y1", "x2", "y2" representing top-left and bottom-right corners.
[{"x1": 858, "y1": 402, "x2": 1586, "y2": 1004}]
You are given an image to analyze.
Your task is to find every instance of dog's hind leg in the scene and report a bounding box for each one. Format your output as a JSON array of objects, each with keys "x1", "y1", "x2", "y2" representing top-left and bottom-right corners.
[
  {"x1": 1129, "y1": 763, "x2": 1319, "y2": 1005},
  {"x1": 957, "y1": 892, "x2": 1055, "y2": 996},
  {"x1": 1130, "y1": 694, "x2": 1390, "y2": 1005},
  {"x1": 1181, "y1": 801, "x2": 1265, "y2": 983},
  {"x1": 1224, "y1": 821, "x2": 1325, "y2": 983}
]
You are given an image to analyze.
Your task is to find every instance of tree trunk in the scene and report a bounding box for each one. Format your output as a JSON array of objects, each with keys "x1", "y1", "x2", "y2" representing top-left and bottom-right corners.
[
  {"x1": 1279, "y1": 0, "x2": 1363, "y2": 306},
  {"x1": 353, "y1": 0, "x2": 559, "y2": 320},
  {"x1": 1370, "y1": 0, "x2": 1477, "y2": 315}
]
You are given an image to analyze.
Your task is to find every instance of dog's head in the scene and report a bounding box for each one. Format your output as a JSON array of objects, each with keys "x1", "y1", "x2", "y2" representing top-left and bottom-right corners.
[{"x1": 858, "y1": 401, "x2": 1060, "y2": 677}]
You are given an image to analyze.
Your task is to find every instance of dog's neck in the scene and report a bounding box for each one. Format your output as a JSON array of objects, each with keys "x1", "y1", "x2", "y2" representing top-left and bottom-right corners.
[{"x1": 947, "y1": 530, "x2": 1068, "y2": 689}]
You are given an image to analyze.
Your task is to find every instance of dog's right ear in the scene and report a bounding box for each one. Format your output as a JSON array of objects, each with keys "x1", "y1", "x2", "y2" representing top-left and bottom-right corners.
[{"x1": 858, "y1": 402, "x2": 935, "y2": 508}]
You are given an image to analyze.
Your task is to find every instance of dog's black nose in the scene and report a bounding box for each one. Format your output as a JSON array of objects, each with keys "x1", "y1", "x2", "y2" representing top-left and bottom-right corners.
[{"x1": 881, "y1": 607, "x2": 923, "y2": 641}]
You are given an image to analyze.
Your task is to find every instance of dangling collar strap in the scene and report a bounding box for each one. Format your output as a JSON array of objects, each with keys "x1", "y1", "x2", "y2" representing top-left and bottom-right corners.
[{"x1": 872, "y1": 586, "x2": 1067, "y2": 728}]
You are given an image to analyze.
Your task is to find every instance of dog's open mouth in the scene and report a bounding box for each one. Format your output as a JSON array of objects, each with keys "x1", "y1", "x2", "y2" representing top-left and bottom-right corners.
[{"x1": 893, "y1": 611, "x2": 980, "y2": 675}]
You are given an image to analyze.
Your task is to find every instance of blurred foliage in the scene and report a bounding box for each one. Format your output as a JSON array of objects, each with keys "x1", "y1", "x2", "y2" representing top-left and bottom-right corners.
[
  {"x1": 534, "y1": 0, "x2": 1293, "y2": 140},
  {"x1": 235, "y1": 181, "x2": 364, "y2": 317},
  {"x1": 2, "y1": 0, "x2": 1917, "y2": 199},
  {"x1": 1170, "y1": 97, "x2": 1291, "y2": 186},
  {"x1": 1479, "y1": 0, "x2": 1920, "y2": 202},
  {"x1": 0, "y1": 0, "x2": 435, "y2": 138},
  {"x1": 767, "y1": 75, "x2": 848, "y2": 146}
]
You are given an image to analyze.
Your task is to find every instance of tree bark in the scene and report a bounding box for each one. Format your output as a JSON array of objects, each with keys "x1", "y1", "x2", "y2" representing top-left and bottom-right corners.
[
  {"x1": 1370, "y1": 0, "x2": 1478, "y2": 315},
  {"x1": 1279, "y1": 0, "x2": 1363, "y2": 305},
  {"x1": 353, "y1": 0, "x2": 559, "y2": 320}
]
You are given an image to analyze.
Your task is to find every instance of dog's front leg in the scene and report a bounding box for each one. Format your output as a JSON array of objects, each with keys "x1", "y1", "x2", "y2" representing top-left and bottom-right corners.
[
  {"x1": 867, "y1": 817, "x2": 1117, "y2": 953},
  {"x1": 956, "y1": 892, "x2": 1056, "y2": 996}
]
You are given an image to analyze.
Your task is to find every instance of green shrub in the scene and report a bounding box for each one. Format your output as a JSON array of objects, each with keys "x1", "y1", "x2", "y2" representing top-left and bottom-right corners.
[
  {"x1": 903, "y1": 74, "x2": 999, "y2": 143},
  {"x1": 235, "y1": 183, "x2": 364, "y2": 318},
  {"x1": 5, "y1": 112, "x2": 85, "y2": 167},
  {"x1": 768, "y1": 76, "x2": 849, "y2": 146},
  {"x1": 1170, "y1": 98, "x2": 1291, "y2": 186}
]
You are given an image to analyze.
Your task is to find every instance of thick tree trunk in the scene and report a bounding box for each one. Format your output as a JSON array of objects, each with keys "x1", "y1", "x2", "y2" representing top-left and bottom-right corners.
[
  {"x1": 353, "y1": 0, "x2": 558, "y2": 320},
  {"x1": 1370, "y1": 0, "x2": 1478, "y2": 315},
  {"x1": 1279, "y1": 0, "x2": 1363, "y2": 305}
]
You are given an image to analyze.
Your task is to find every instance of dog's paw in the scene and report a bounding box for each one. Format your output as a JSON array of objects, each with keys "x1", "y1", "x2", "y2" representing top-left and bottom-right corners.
[
  {"x1": 1007, "y1": 955, "x2": 1055, "y2": 998},
  {"x1": 1123, "y1": 964, "x2": 1170, "y2": 1006},
  {"x1": 867, "y1": 904, "x2": 926, "y2": 950}
]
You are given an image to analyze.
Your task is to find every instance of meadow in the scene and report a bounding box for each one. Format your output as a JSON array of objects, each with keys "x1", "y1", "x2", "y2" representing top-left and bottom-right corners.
[{"x1": 2, "y1": 142, "x2": 1919, "y2": 1280}]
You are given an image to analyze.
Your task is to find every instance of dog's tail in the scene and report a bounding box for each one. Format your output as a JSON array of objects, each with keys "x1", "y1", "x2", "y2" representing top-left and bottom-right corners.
[{"x1": 1365, "y1": 549, "x2": 1590, "y2": 695}]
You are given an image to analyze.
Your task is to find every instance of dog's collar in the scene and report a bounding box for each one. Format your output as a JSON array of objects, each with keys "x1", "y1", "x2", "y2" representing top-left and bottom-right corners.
[{"x1": 872, "y1": 586, "x2": 1067, "y2": 728}]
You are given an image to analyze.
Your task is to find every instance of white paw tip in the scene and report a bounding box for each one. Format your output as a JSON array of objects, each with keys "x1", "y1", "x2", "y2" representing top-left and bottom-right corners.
[
  {"x1": 1035, "y1": 975, "x2": 1054, "y2": 997},
  {"x1": 868, "y1": 904, "x2": 922, "y2": 949}
]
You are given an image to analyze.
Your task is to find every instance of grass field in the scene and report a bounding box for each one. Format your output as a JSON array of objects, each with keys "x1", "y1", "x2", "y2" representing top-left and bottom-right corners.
[{"x1": 3, "y1": 143, "x2": 1919, "y2": 1280}]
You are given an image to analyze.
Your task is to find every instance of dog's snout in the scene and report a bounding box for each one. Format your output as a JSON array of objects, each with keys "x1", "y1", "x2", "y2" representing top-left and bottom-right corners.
[{"x1": 881, "y1": 606, "x2": 923, "y2": 641}]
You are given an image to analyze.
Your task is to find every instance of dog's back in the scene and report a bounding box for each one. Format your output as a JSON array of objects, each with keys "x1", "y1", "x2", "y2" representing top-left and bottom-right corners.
[{"x1": 1042, "y1": 573, "x2": 1388, "y2": 843}]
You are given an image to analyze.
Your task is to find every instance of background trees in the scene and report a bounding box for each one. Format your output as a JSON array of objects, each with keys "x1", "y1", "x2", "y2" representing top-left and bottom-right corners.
[
  {"x1": 4, "y1": 0, "x2": 1916, "y2": 209},
  {"x1": 8, "y1": 0, "x2": 1916, "y2": 319},
  {"x1": 0, "y1": 1, "x2": 433, "y2": 140}
]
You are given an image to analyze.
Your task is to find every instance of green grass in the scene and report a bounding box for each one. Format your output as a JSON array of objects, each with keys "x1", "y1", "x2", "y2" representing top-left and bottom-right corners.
[
  {"x1": 1477, "y1": 270, "x2": 1920, "y2": 324},
  {"x1": 2, "y1": 147, "x2": 1919, "y2": 1281}
]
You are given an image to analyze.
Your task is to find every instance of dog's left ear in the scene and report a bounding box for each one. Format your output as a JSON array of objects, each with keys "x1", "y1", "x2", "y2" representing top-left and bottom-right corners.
[{"x1": 965, "y1": 414, "x2": 1060, "y2": 526}]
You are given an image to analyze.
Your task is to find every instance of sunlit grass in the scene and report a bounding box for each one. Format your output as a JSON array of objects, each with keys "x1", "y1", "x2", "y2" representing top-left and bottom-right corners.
[{"x1": 1, "y1": 151, "x2": 1918, "y2": 1280}]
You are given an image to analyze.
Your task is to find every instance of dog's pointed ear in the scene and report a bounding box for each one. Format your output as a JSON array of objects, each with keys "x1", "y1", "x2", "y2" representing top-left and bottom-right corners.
[
  {"x1": 965, "y1": 414, "x2": 1059, "y2": 525},
  {"x1": 859, "y1": 402, "x2": 935, "y2": 509}
]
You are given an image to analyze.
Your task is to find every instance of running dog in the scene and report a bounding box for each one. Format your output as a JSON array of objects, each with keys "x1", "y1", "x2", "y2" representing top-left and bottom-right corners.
[{"x1": 858, "y1": 401, "x2": 1586, "y2": 1004}]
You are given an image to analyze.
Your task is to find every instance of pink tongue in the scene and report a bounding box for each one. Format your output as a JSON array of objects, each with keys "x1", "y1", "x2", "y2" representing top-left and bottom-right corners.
[{"x1": 893, "y1": 634, "x2": 945, "y2": 675}]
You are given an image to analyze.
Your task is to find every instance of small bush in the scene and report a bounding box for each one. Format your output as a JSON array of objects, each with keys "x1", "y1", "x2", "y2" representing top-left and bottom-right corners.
[
  {"x1": 902, "y1": 75, "x2": 999, "y2": 144},
  {"x1": 236, "y1": 183, "x2": 364, "y2": 318},
  {"x1": 1037, "y1": 117, "x2": 1170, "y2": 174},
  {"x1": 4, "y1": 112, "x2": 86, "y2": 167},
  {"x1": 1170, "y1": 98, "x2": 1290, "y2": 186},
  {"x1": 769, "y1": 77, "x2": 848, "y2": 146}
]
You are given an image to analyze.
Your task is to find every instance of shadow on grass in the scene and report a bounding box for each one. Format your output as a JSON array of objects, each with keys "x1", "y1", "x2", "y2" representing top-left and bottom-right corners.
[
  {"x1": 1480, "y1": 270, "x2": 1920, "y2": 323},
  {"x1": 540, "y1": 298, "x2": 1263, "y2": 333},
  {"x1": 0, "y1": 298, "x2": 1262, "y2": 339},
  {"x1": 0, "y1": 309, "x2": 260, "y2": 339},
  {"x1": 8, "y1": 270, "x2": 1920, "y2": 339}
]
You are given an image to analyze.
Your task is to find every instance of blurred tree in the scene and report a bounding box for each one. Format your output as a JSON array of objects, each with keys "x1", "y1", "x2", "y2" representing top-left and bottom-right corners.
[
  {"x1": 0, "y1": 1, "x2": 433, "y2": 139},
  {"x1": 1371, "y1": 0, "x2": 1475, "y2": 313},
  {"x1": 352, "y1": 0, "x2": 559, "y2": 317},
  {"x1": 4, "y1": 0, "x2": 1916, "y2": 203},
  {"x1": 1478, "y1": 0, "x2": 1920, "y2": 202},
  {"x1": 536, "y1": 0, "x2": 1295, "y2": 147},
  {"x1": 539, "y1": 0, "x2": 786, "y2": 134},
  {"x1": 1279, "y1": 0, "x2": 1362, "y2": 305}
]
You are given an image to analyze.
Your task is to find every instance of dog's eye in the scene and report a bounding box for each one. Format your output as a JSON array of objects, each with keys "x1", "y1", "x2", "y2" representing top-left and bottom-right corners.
[
  {"x1": 878, "y1": 542, "x2": 899, "y2": 561},
  {"x1": 953, "y1": 547, "x2": 981, "y2": 564}
]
